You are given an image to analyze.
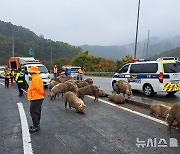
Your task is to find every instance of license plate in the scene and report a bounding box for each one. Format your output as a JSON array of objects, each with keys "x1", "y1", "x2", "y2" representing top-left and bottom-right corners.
[{"x1": 171, "y1": 80, "x2": 179, "y2": 84}]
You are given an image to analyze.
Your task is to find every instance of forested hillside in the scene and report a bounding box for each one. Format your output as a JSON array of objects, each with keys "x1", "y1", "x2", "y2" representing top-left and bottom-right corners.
[
  {"x1": 151, "y1": 47, "x2": 180, "y2": 60},
  {"x1": 0, "y1": 20, "x2": 82, "y2": 65}
]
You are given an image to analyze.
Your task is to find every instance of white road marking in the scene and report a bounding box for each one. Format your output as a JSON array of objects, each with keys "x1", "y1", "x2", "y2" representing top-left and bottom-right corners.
[
  {"x1": 87, "y1": 96, "x2": 168, "y2": 126},
  {"x1": 0, "y1": 81, "x2": 4, "y2": 86},
  {"x1": 17, "y1": 103, "x2": 33, "y2": 154}
]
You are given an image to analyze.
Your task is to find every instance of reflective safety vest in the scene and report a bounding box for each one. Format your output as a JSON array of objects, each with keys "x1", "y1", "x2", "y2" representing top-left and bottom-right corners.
[
  {"x1": 4, "y1": 70, "x2": 10, "y2": 78},
  {"x1": 15, "y1": 72, "x2": 25, "y2": 83},
  {"x1": 54, "y1": 67, "x2": 58, "y2": 73},
  {"x1": 78, "y1": 69, "x2": 83, "y2": 74}
]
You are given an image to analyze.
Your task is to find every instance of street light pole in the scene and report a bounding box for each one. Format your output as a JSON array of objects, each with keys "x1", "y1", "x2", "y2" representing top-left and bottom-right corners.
[
  {"x1": 134, "y1": 0, "x2": 141, "y2": 59},
  {"x1": 143, "y1": 43, "x2": 146, "y2": 58},
  {"x1": 12, "y1": 33, "x2": 14, "y2": 57},
  {"x1": 146, "y1": 30, "x2": 150, "y2": 58}
]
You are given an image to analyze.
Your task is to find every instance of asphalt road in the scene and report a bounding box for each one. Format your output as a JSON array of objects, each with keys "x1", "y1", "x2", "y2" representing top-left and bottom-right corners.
[
  {"x1": 87, "y1": 76, "x2": 180, "y2": 104},
  {"x1": 0, "y1": 78, "x2": 180, "y2": 154}
]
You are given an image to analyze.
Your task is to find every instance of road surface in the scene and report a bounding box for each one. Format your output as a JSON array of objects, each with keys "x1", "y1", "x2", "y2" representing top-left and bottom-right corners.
[{"x1": 0, "y1": 78, "x2": 180, "y2": 154}]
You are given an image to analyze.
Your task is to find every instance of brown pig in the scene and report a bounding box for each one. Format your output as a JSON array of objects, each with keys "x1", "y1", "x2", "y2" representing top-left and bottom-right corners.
[
  {"x1": 64, "y1": 91, "x2": 87, "y2": 113},
  {"x1": 166, "y1": 102, "x2": 180, "y2": 133}
]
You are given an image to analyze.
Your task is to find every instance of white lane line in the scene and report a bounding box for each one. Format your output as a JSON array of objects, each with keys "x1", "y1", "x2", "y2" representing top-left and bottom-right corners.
[
  {"x1": 0, "y1": 81, "x2": 4, "y2": 86},
  {"x1": 17, "y1": 103, "x2": 33, "y2": 154},
  {"x1": 87, "y1": 96, "x2": 168, "y2": 126}
]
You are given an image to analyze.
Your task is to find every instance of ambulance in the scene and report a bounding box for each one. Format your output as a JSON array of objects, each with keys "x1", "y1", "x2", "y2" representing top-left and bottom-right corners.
[{"x1": 111, "y1": 57, "x2": 180, "y2": 96}]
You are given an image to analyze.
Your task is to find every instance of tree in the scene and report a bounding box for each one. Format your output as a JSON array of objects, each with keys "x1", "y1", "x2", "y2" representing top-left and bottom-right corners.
[
  {"x1": 116, "y1": 55, "x2": 132, "y2": 71},
  {"x1": 71, "y1": 52, "x2": 94, "y2": 71}
]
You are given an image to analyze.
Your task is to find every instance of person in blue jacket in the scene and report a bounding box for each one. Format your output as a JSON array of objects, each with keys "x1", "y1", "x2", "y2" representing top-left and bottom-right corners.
[{"x1": 65, "y1": 68, "x2": 71, "y2": 76}]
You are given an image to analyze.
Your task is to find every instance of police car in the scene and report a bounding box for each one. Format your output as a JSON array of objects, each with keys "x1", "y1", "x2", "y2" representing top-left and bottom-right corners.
[{"x1": 111, "y1": 57, "x2": 180, "y2": 96}]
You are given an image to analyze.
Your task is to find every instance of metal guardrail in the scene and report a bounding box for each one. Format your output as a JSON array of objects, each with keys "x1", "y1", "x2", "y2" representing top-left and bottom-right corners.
[{"x1": 84, "y1": 72, "x2": 115, "y2": 77}]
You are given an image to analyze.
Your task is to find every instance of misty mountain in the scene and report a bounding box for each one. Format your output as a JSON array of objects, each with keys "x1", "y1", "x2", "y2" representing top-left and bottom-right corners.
[
  {"x1": 80, "y1": 36, "x2": 180, "y2": 59},
  {"x1": 151, "y1": 47, "x2": 180, "y2": 60}
]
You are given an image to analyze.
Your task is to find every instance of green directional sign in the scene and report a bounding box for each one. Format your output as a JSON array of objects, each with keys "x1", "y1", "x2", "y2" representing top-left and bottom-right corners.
[{"x1": 29, "y1": 48, "x2": 34, "y2": 56}]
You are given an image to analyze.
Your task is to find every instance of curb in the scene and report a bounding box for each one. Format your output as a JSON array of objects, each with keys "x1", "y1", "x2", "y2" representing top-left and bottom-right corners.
[
  {"x1": 126, "y1": 99, "x2": 151, "y2": 109},
  {"x1": 106, "y1": 92, "x2": 152, "y2": 109}
]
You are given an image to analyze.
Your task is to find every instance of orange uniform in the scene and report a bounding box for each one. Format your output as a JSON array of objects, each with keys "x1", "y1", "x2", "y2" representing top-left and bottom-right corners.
[
  {"x1": 27, "y1": 74, "x2": 44, "y2": 101},
  {"x1": 53, "y1": 67, "x2": 58, "y2": 73}
]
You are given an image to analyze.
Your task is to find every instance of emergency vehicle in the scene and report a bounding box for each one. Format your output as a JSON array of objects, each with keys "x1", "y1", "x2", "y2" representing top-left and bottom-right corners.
[
  {"x1": 24, "y1": 63, "x2": 51, "y2": 88},
  {"x1": 111, "y1": 57, "x2": 180, "y2": 96},
  {"x1": 0, "y1": 66, "x2": 6, "y2": 78},
  {"x1": 9, "y1": 57, "x2": 40, "y2": 69}
]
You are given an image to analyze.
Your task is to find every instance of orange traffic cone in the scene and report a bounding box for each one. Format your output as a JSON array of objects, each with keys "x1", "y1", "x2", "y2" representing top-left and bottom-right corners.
[{"x1": 9, "y1": 79, "x2": 12, "y2": 87}]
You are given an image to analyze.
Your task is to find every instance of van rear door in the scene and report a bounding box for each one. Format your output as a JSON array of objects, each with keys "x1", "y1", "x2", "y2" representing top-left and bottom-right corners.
[{"x1": 163, "y1": 61, "x2": 180, "y2": 91}]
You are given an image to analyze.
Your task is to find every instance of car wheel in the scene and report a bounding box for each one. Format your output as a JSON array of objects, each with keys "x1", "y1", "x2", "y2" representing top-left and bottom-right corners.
[
  {"x1": 112, "y1": 81, "x2": 117, "y2": 91},
  {"x1": 143, "y1": 84, "x2": 154, "y2": 97},
  {"x1": 44, "y1": 85, "x2": 48, "y2": 89}
]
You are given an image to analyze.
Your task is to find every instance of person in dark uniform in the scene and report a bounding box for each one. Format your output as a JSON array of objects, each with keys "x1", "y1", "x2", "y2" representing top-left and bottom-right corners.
[
  {"x1": 10, "y1": 69, "x2": 15, "y2": 85},
  {"x1": 15, "y1": 68, "x2": 25, "y2": 96}
]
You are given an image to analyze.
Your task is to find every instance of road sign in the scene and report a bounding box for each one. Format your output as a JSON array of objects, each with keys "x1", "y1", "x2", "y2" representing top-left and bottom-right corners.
[{"x1": 29, "y1": 48, "x2": 34, "y2": 56}]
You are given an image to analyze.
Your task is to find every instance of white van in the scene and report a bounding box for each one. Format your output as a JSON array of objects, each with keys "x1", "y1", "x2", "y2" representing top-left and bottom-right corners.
[
  {"x1": 60, "y1": 66, "x2": 81, "y2": 80},
  {"x1": 24, "y1": 63, "x2": 51, "y2": 88},
  {"x1": 0, "y1": 66, "x2": 5, "y2": 78},
  {"x1": 111, "y1": 58, "x2": 180, "y2": 96}
]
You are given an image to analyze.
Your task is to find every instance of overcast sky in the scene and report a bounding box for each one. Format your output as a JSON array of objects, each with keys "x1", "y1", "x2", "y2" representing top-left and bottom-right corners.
[{"x1": 0, "y1": 0, "x2": 180, "y2": 46}]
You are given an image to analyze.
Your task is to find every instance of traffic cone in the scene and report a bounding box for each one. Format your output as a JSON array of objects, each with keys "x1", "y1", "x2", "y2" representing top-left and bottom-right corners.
[{"x1": 9, "y1": 79, "x2": 12, "y2": 87}]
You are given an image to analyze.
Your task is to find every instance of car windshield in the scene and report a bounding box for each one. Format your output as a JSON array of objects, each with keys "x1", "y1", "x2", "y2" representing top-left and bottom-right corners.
[
  {"x1": 28, "y1": 66, "x2": 48, "y2": 73},
  {"x1": 71, "y1": 68, "x2": 80, "y2": 72},
  {"x1": 0, "y1": 68, "x2": 5, "y2": 71},
  {"x1": 37, "y1": 66, "x2": 48, "y2": 73},
  {"x1": 163, "y1": 62, "x2": 180, "y2": 73}
]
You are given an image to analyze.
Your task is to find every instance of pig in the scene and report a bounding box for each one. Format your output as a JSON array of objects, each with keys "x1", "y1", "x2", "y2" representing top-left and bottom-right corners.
[
  {"x1": 150, "y1": 104, "x2": 171, "y2": 118},
  {"x1": 85, "y1": 78, "x2": 93, "y2": 85},
  {"x1": 108, "y1": 94, "x2": 125, "y2": 104},
  {"x1": 65, "y1": 81, "x2": 78, "y2": 94},
  {"x1": 75, "y1": 81, "x2": 89, "y2": 88},
  {"x1": 51, "y1": 77, "x2": 61, "y2": 82},
  {"x1": 77, "y1": 85, "x2": 99, "y2": 101},
  {"x1": 115, "y1": 80, "x2": 132, "y2": 99},
  {"x1": 48, "y1": 80, "x2": 59, "y2": 90},
  {"x1": 166, "y1": 102, "x2": 180, "y2": 133},
  {"x1": 98, "y1": 89, "x2": 109, "y2": 97},
  {"x1": 64, "y1": 91, "x2": 87, "y2": 113},
  {"x1": 49, "y1": 83, "x2": 67, "y2": 100}
]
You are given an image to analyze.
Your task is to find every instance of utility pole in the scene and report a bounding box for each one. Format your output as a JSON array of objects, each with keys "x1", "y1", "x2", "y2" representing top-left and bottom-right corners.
[
  {"x1": 12, "y1": 33, "x2": 14, "y2": 57},
  {"x1": 143, "y1": 43, "x2": 146, "y2": 58},
  {"x1": 51, "y1": 47, "x2": 52, "y2": 65},
  {"x1": 134, "y1": 0, "x2": 141, "y2": 59},
  {"x1": 146, "y1": 30, "x2": 150, "y2": 58}
]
